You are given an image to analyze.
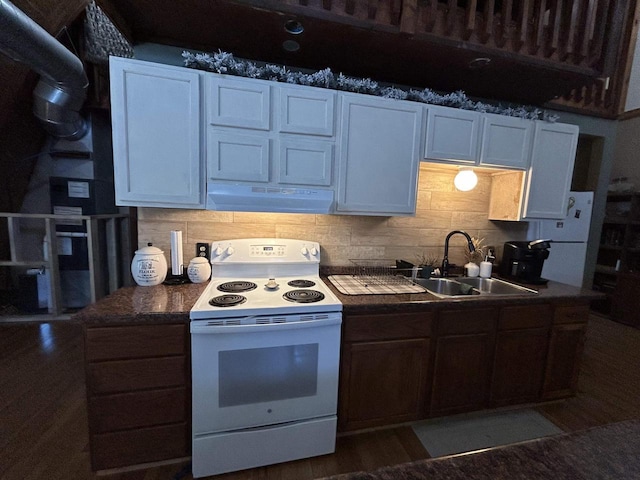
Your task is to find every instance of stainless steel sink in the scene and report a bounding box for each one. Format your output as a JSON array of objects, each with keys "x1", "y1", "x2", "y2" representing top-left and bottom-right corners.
[
  {"x1": 412, "y1": 276, "x2": 537, "y2": 298},
  {"x1": 456, "y1": 277, "x2": 538, "y2": 296},
  {"x1": 412, "y1": 278, "x2": 481, "y2": 298}
]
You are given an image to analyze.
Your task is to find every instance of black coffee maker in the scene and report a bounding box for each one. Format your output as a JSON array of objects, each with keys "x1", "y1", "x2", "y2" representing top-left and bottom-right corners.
[{"x1": 500, "y1": 240, "x2": 551, "y2": 285}]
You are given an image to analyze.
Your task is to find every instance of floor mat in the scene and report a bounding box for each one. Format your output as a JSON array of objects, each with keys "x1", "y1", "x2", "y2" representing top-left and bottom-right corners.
[{"x1": 412, "y1": 409, "x2": 564, "y2": 457}]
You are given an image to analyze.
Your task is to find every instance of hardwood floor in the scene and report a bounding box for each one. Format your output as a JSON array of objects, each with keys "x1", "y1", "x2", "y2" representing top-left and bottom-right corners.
[{"x1": 1, "y1": 313, "x2": 639, "y2": 480}]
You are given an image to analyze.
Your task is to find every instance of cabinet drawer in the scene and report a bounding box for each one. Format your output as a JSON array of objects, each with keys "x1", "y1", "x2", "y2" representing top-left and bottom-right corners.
[
  {"x1": 498, "y1": 304, "x2": 552, "y2": 330},
  {"x1": 89, "y1": 387, "x2": 186, "y2": 433},
  {"x1": 554, "y1": 304, "x2": 589, "y2": 324},
  {"x1": 344, "y1": 312, "x2": 433, "y2": 342},
  {"x1": 85, "y1": 324, "x2": 186, "y2": 361},
  {"x1": 87, "y1": 356, "x2": 186, "y2": 394},
  {"x1": 438, "y1": 308, "x2": 498, "y2": 335},
  {"x1": 91, "y1": 423, "x2": 188, "y2": 471}
]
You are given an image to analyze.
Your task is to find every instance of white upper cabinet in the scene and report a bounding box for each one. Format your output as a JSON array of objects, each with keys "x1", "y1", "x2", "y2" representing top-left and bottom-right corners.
[
  {"x1": 488, "y1": 121, "x2": 579, "y2": 221},
  {"x1": 109, "y1": 57, "x2": 204, "y2": 208},
  {"x1": 207, "y1": 132, "x2": 270, "y2": 183},
  {"x1": 479, "y1": 113, "x2": 533, "y2": 169},
  {"x1": 278, "y1": 139, "x2": 333, "y2": 186},
  {"x1": 279, "y1": 86, "x2": 335, "y2": 136},
  {"x1": 207, "y1": 76, "x2": 270, "y2": 130},
  {"x1": 424, "y1": 106, "x2": 480, "y2": 163},
  {"x1": 205, "y1": 75, "x2": 336, "y2": 188},
  {"x1": 337, "y1": 94, "x2": 423, "y2": 215},
  {"x1": 522, "y1": 121, "x2": 579, "y2": 219}
]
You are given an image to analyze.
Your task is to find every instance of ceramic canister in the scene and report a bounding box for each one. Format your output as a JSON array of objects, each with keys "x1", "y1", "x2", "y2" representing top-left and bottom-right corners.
[
  {"x1": 187, "y1": 257, "x2": 212, "y2": 283},
  {"x1": 131, "y1": 243, "x2": 168, "y2": 286}
]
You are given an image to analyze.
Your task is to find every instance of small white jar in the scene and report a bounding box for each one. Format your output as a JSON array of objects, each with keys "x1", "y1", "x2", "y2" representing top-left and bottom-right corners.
[
  {"x1": 187, "y1": 257, "x2": 211, "y2": 283},
  {"x1": 464, "y1": 262, "x2": 480, "y2": 277},
  {"x1": 479, "y1": 261, "x2": 493, "y2": 278}
]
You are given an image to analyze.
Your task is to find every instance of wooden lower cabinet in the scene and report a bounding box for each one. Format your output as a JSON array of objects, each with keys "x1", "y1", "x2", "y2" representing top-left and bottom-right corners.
[
  {"x1": 84, "y1": 323, "x2": 190, "y2": 471},
  {"x1": 542, "y1": 304, "x2": 589, "y2": 400},
  {"x1": 429, "y1": 308, "x2": 498, "y2": 416},
  {"x1": 338, "y1": 312, "x2": 433, "y2": 431},
  {"x1": 490, "y1": 305, "x2": 552, "y2": 406}
]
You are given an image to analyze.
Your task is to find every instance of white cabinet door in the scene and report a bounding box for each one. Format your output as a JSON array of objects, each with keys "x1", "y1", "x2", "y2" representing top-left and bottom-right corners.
[
  {"x1": 207, "y1": 132, "x2": 270, "y2": 183},
  {"x1": 278, "y1": 139, "x2": 333, "y2": 186},
  {"x1": 110, "y1": 57, "x2": 203, "y2": 208},
  {"x1": 337, "y1": 94, "x2": 422, "y2": 215},
  {"x1": 279, "y1": 86, "x2": 335, "y2": 136},
  {"x1": 479, "y1": 113, "x2": 533, "y2": 169},
  {"x1": 207, "y1": 75, "x2": 270, "y2": 130},
  {"x1": 522, "y1": 121, "x2": 579, "y2": 219},
  {"x1": 424, "y1": 106, "x2": 480, "y2": 163}
]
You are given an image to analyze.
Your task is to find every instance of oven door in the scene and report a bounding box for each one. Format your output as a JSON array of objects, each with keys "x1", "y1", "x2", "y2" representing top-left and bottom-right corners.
[{"x1": 191, "y1": 313, "x2": 341, "y2": 435}]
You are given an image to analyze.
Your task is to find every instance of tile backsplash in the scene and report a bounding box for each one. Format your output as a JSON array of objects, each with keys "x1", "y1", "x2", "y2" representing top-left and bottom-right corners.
[{"x1": 138, "y1": 164, "x2": 529, "y2": 267}]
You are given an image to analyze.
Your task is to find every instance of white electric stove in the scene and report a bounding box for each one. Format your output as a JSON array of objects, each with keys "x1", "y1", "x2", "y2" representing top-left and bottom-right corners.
[{"x1": 189, "y1": 238, "x2": 342, "y2": 478}]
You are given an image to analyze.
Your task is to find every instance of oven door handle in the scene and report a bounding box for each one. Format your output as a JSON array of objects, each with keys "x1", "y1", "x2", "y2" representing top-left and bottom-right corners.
[{"x1": 191, "y1": 316, "x2": 341, "y2": 334}]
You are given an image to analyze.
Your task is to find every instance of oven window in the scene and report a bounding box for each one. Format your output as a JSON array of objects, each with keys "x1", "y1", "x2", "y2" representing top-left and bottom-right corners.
[{"x1": 218, "y1": 344, "x2": 319, "y2": 407}]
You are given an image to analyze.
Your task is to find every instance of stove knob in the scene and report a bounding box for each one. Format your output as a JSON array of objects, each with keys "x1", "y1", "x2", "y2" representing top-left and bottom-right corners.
[
  {"x1": 310, "y1": 247, "x2": 318, "y2": 256},
  {"x1": 213, "y1": 246, "x2": 223, "y2": 256},
  {"x1": 301, "y1": 246, "x2": 309, "y2": 256},
  {"x1": 225, "y1": 246, "x2": 235, "y2": 255}
]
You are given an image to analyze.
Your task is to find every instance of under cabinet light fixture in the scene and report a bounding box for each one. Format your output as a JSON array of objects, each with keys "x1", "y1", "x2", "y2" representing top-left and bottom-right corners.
[{"x1": 454, "y1": 167, "x2": 478, "y2": 191}]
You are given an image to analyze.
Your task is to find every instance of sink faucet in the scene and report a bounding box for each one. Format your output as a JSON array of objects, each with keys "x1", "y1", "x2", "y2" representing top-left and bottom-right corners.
[{"x1": 442, "y1": 230, "x2": 475, "y2": 277}]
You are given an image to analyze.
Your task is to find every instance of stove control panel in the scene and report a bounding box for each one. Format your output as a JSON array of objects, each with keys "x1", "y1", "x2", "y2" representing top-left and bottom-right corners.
[
  {"x1": 210, "y1": 238, "x2": 320, "y2": 263},
  {"x1": 251, "y1": 245, "x2": 286, "y2": 257}
]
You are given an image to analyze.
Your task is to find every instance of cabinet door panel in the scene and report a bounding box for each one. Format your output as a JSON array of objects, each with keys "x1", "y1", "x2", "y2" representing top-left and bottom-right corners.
[
  {"x1": 480, "y1": 113, "x2": 533, "y2": 169},
  {"x1": 207, "y1": 76, "x2": 270, "y2": 130},
  {"x1": 542, "y1": 323, "x2": 587, "y2": 399},
  {"x1": 87, "y1": 357, "x2": 186, "y2": 394},
  {"x1": 89, "y1": 388, "x2": 186, "y2": 433},
  {"x1": 430, "y1": 333, "x2": 493, "y2": 416},
  {"x1": 425, "y1": 106, "x2": 480, "y2": 163},
  {"x1": 110, "y1": 59, "x2": 203, "y2": 208},
  {"x1": 85, "y1": 324, "x2": 186, "y2": 361},
  {"x1": 279, "y1": 87, "x2": 335, "y2": 136},
  {"x1": 491, "y1": 328, "x2": 549, "y2": 406},
  {"x1": 523, "y1": 121, "x2": 579, "y2": 219},
  {"x1": 338, "y1": 95, "x2": 422, "y2": 214},
  {"x1": 278, "y1": 139, "x2": 333, "y2": 186},
  {"x1": 207, "y1": 132, "x2": 270, "y2": 182},
  {"x1": 340, "y1": 338, "x2": 429, "y2": 431},
  {"x1": 91, "y1": 423, "x2": 188, "y2": 471}
]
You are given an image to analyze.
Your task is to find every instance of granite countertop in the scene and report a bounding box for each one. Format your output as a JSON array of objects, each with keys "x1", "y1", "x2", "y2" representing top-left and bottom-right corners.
[
  {"x1": 321, "y1": 419, "x2": 640, "y2": 480},
  {"x1": 74, "y1": 273, "x2": 602, "y2": 325},
  {"x1": 73, "y1": 282, "x2": 208, "y2": 325},
  {"x1": 324, "y1": 274, "x2": 603, "y2": 315}
]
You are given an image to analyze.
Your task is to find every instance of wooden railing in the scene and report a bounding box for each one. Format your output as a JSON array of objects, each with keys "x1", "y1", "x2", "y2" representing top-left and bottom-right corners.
[{"x1": 282, "y1": 0, "x2": 636, "y2": 116}]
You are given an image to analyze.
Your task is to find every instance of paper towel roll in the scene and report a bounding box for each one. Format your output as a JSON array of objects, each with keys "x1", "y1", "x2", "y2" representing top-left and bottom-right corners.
[{"x1": 170, "y1": 230, "x2": 184, "y2": 276}]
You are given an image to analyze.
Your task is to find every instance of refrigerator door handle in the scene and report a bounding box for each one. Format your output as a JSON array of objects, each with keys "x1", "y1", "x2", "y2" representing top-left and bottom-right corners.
[{"x1": 567, "y1": 196, "x2": 576, "y2": 216}]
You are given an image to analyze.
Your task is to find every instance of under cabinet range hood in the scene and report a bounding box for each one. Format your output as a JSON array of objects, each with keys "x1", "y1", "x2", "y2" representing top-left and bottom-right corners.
[{"x1": 206, "y1": 183, "x2": 334, "y2": 214}]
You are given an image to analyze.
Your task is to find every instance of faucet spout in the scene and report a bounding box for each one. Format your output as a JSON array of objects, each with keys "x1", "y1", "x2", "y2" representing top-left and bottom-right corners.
[{"x1": 442, "y1": 230, "x2": 475, "y2": 277}]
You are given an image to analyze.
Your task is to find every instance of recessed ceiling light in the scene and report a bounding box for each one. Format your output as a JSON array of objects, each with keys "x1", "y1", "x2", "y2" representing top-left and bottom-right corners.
[
  {"x1": 282, "y1": 40, "x2": 300, "y2": 52},
  {"x1": 469, "y1": 57, "x2": 491, "y2": 69},
  {"x1": 284, "y1": 20, "x2": 304, "y2": 35}
]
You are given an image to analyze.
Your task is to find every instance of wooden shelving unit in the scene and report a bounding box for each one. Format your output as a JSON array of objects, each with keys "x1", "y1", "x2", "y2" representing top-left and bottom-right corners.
[
  {"x1": 1, "y1": 212, "x2": 130, "y2": 319},
  {"x1": 593, "y1": 192, "x2": 640, "y2": 320}
]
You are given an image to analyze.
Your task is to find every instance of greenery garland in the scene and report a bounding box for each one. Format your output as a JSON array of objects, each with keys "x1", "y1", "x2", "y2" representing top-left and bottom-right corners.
[{"x1": 182, "y1": 50, "x2": 560, "y2": 122}]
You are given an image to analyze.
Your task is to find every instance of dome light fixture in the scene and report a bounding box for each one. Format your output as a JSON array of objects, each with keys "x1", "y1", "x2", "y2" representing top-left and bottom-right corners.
[
  {"x1": 454, "y1": 167, "x2": 478, "y2": 191},
  {"x1": 284, "y1": 20, "x2": 304, "y2": 35}
]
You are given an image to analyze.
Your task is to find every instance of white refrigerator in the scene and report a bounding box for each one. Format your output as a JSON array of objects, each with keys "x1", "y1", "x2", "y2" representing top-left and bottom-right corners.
[{"x1": 527, "y1": 191, "x2": 594, "y2": 287}]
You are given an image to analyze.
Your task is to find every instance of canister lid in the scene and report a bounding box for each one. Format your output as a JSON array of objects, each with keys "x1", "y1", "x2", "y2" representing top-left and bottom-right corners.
[
  {"x1": 189, "y1": 256, "x2": 209, "y2": 264},
  {"x1": 134, "y1": 242, "x2": 164, "y2": 255}
]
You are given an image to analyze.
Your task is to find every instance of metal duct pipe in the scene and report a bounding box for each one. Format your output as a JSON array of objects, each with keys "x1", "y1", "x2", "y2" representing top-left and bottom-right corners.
[{"x1": 0, "y1": 0, "x2": 88, "y2": 139}]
